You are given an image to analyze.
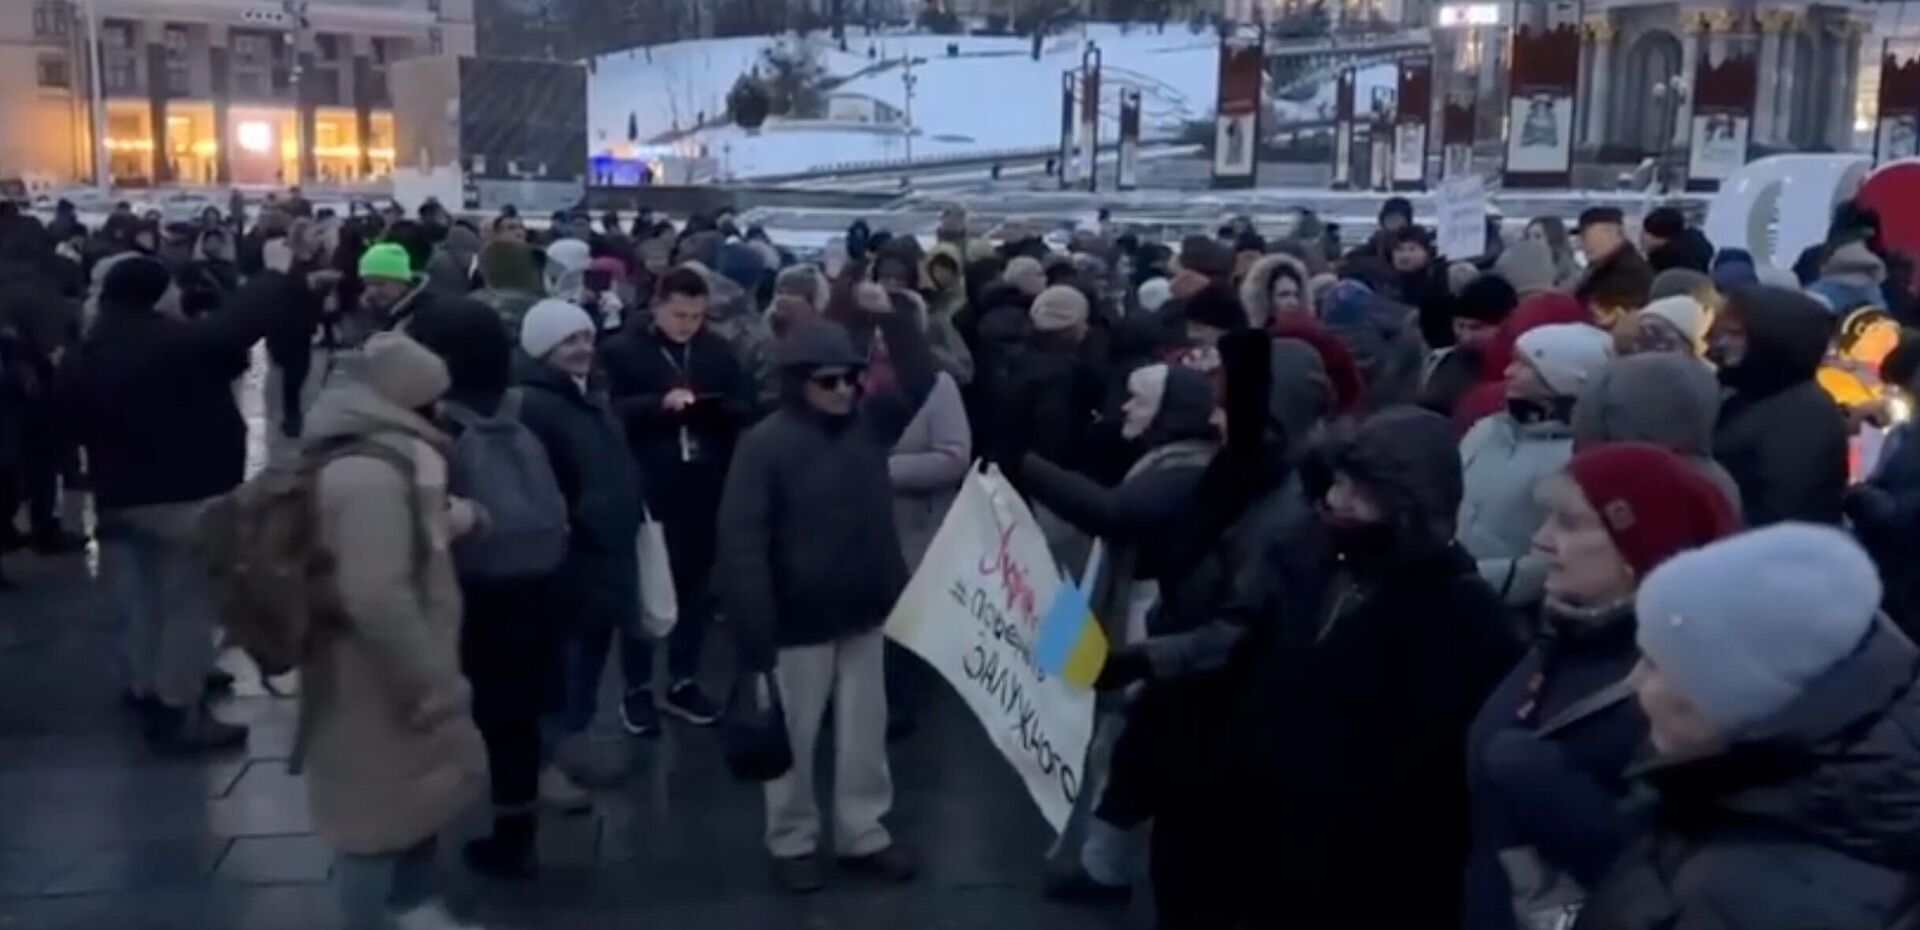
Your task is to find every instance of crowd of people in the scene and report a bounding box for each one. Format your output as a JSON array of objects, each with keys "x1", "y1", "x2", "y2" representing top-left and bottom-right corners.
[{"x1": 2, "y1": 185, "x2": 1920, "y2": 930}]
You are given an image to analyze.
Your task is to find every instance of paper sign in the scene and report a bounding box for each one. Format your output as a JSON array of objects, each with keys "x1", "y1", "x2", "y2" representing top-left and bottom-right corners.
[
  {"x1": 1437, "y1": 174, "x2": 1488, "y2": 259},
  {"x1": 885, "y1": 465, "x2": 1098, "y2": 832}
]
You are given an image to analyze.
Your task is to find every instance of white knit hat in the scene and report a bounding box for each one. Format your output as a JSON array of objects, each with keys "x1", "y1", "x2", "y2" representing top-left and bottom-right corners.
[
  {"x1": 1515, "y1": 323, "x2": 1615, "y2": 396},
  {"x1": 1641, "y1": 295, "x2": 1706, "y2": 347},
  {"x1": 520, "y1": 298, "x2": 595, "y2": 360},
  {"x1": 1138, "y1": 277, "x2": 1173, "y2": 313}
]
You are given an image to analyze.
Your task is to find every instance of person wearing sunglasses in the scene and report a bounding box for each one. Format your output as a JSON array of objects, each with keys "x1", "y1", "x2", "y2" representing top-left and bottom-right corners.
[{"x1": 718, "y1": 290, "x2": 937, "y2": 894}]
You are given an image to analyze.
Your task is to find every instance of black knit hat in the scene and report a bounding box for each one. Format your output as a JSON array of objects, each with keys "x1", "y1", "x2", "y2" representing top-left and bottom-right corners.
[
  {"x1": 101, "y1": 255, "x2": 173, "y2": 308},
  {"x1": 1182, "y1": 283, "x2": 1250, "y2": 332},
  {"x1": 406, "y1": 299, "x2": 513, "y2": 396},
  {"x1": 1455, "y1": 275, "x2": 1519, "y2": 325},
  {"x1": 1380, "y1": 196, "x2": 1414, "y2": 224},
  {"x1": 1643, "y1": 206, "x2": 1686, "y2": 239}
]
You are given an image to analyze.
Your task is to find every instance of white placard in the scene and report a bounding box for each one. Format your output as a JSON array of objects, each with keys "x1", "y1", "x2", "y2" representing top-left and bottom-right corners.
[{"x1": 1437, "y1": 174, "x2": 1489, "y2": 259}]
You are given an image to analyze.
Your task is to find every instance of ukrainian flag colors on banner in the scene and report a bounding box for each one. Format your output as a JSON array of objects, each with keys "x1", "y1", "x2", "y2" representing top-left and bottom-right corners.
[{"x1": 1033, "y1": 580, "x2": 1108, "y2": 689}]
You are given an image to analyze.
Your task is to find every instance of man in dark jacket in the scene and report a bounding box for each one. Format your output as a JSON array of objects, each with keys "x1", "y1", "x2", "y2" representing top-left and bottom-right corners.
[
  {"x1": 1194, "y1": 406, "x2": 1521, "y2": 929},
  {"x1": 1574, "y1": 208, "x2": 1654, "y2": 325},
  {"x1": 1708, "y1": 285, "x2": 1848, "y2": 525},
  {"x1": 74, "y1": 257, "x2": 303, "y2": 752},
  {"x1": 1640, "y1": 206, "x2": 1714, "y2": 274},
  {"x1": 601, "y1": 267, "x2": 753, "y2": 735},
  {"x1": 718, "y1": 308, "x2": 934, "y2": 895},
  {"x1": 0, "y1": 223, "x2": 84, "y2": 553},
  {"x1": 1581, "y1": 524, "x2": 1918, "y2": 930},
  {"x1": 514, "y1": 298, "x2": 644, "y2": 808}
]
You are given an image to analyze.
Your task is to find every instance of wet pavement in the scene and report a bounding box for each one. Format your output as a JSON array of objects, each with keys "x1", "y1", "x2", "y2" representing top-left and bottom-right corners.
[{"x1": 0, "y1": 550, "x2": 1141, "y2": 929}]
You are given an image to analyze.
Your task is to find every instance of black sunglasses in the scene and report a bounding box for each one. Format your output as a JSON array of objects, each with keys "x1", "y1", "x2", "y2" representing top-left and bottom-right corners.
[{"x1": 809, "y1": 372, "x2": 859, "y2": 390}]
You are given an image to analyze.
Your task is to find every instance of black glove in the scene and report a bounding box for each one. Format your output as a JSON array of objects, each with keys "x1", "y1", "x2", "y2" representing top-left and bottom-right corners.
[{"x1": 1093, "y1": 647, "x2": 1151, "y2": 692}]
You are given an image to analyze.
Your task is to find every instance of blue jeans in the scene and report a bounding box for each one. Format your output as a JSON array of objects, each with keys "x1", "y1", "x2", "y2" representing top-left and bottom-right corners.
[{"x1": 334, "y1": 837, "x2": 438, "y2": 930}]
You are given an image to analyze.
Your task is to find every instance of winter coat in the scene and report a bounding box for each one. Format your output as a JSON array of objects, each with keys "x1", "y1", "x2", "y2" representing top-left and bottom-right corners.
[
  {"x1": 176, "y1": 254, "x2": 239, "y2": 320},
  {"x1": 1570, "y1": 353, "x2": 1743, "y2": 514},
  {"x1": 1576, "y1": 619, "x2": 1920, "y2": 930},
  {"x1": 1016, "y1": 365, "x2": 1219, "y2": 589},
  {"x1": 1850, "y1": 423, "x2": 1920, "y2": 638},
  {"x1": 1647, "y1": 228, "x2": 1715, "y2": 275},
  {"x1": 889, "y1": 372, "x2": 971, "y2": 568},
  {"x1": 515, "y1": 355, "x2": 644, "y2": 629},
  {"x1": 600, "y1": 324, "x2": 753, "y2": 524},
  {"x1": 423, "y1": 226, "x2": 481, "y2": 298},
  {"x1": 301, "y1": 379, "x2": 486, "y2": 855},
  {"x1": 1326, "y1": 290, "x2": 1428, "y2": 413},
  {"x1": 1462, "y1": 606, "x2": 1649, "y2": 930},
  {"x1": 718, "y1": 314, "x2": 936, "y2": 670},
  {"x1": 1575, "y1": 245, "x2": 1654, "y2": 319},
  {"x1": 1713, "y1": 289, "x2": 1847, "y2": 526},
  {"x1": 1459, "y1": 412, "x2": 1573, "y2": 606},
  {"x1": 983, "y1": 330, "x2": 1107, "y2": 473},
  {"x1": 74, "y1": 272, "x2": 300, "y2": 512},
  {"x1": 1215, "y1": 407, "x2": 1523, "y2": 928}
]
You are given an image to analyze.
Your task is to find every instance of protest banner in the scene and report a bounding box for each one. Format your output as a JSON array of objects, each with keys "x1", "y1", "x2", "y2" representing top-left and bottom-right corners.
[
  {"x1": 886, "y1": 465, "x2": 1102, "y2": 832},
  {"x1": 1437, "y1": 174, "x2": 1489, "y2": 260}
]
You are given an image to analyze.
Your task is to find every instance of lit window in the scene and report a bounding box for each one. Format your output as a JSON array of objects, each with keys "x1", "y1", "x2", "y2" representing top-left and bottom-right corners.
[{"x1": 237, "y1": 120, "x2": 273, "y2": 153}]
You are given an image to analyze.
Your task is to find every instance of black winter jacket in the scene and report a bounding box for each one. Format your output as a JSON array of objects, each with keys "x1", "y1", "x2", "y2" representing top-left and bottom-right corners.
[
  {"x1": 601, "y1": 324, "x2": 753, "y2": 518},
  {"x1": 1713, "y1": 288, "x2": 1847, "y2": 526},
  {"x1": 1577, "y1": 620, "x2": 1920, "y2": 930},
  {"x1": 718, "y1": 313, "x2": 935, "y2": 670},
  {"x1": 515, "y1": 355, "x2": 644, "y2": 628},
  {"x1": 74, "y1": 272, "x2": 300, "y2": 511}
]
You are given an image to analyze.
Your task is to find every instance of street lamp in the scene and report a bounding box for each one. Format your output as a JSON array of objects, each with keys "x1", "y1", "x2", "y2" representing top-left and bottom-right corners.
[{"x1": 1652, "y1": 75, "x2": 1690, "y2": 192}]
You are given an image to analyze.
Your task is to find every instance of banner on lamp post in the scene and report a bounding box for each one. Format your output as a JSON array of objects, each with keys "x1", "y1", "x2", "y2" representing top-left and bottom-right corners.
[
  {"x1": 1080, "y1": 49, "x2": 1101, "y2": 192},
  {"x1": 1503, "y1": 0, "x2": 1582, "y2": 189},
  {"x1": 1686, "y1": 32, "x2": 1757, "y2": 192},
  {"x1": 1875, "y1": 40, "x2": 1920, "y2": 164},
  {"x1": 1393, "y1": 56, "x2": 1432, "y2": 190},
  {"x1": 1213, "y1": 38, "x2": 1262, "y2": 189}
]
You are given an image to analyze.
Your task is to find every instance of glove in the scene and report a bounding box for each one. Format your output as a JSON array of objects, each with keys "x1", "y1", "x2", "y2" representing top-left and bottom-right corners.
[{"x1": 1093, "y1": 647, "x2": 1151, "y2": 692}]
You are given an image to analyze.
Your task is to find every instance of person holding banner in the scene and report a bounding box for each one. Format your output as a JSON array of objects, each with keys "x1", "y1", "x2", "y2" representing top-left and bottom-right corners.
[{"x1": 717, "y1": 305, "x2": 935, "y2": 895}]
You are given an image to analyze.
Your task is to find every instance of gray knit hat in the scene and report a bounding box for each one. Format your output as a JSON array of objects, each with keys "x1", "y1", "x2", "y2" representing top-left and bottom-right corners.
[
  {"x1": 1493, "y1": 239, "x2": 1558, "y2": 296},
  {"x1": 1635, "y1": 523, "x2": 1881, "y2": 739}
]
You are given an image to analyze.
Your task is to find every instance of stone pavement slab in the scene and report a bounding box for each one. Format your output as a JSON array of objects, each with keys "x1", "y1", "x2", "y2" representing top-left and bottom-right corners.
[{"x1": 0, "y1": 552, "x2": 1143, "y2": 929}]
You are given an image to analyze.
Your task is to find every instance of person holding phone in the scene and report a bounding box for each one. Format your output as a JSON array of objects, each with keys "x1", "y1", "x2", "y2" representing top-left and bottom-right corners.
[{"x1": 601, "y1": 267, "x2": 754, "y2": 735}]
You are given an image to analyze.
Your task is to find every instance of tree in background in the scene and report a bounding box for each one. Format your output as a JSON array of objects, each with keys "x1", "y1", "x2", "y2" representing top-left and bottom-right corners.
[{"x1": 728, "y1": 71, "x2": 774, "y2": 129}]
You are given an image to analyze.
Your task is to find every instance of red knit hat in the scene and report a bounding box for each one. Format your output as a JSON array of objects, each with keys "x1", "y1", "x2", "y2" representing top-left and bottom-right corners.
[{"x1": 1565, "y1": 443, "x2": 1741, "y2": 578}]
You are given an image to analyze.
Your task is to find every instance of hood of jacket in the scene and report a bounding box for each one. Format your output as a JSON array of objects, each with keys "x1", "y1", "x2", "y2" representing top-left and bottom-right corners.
[
  {"x1": 1141, "y1": 364, "x2": 1219, "y2": 447},
  {"x1": 478, "y1": 240, "x2": 541, "y2": 293},
  {"x1": 1268, "y1": 336, "x2": 1332, "y2": 448},
  {"x1": 544, "y1": 238, "x2": 591, "y2": 297},
  {"x1": 1308, "y1": 405, "x2": 1463, "y2": 557},
  {"x1": 1648, "y1": 228, "x2": 1715, "y2": 274},
  {"x1": 1721, "y1": 286, "x2": 1835, "y2": 393},
  {"x1": 440, "y1": 225, "x2": 481, "y2": 265},
  {"x1": 684, "y1": 260, "x2": 753, "y2": 322},
  {"x1": 1239, "y1": 253, "x2": 1313, "y2": 328},
  {"x1": 1647, "y1": 620, "x2": 1920, "y2": 870},
  {"x1": 1571, "y1": 352, "x2": 1720, "y2": 456}
]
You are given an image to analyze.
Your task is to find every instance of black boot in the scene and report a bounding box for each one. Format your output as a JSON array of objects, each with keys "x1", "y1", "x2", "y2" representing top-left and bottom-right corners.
[{"x1": 464, "y1": 811, "x2": 537, "y2": 879}]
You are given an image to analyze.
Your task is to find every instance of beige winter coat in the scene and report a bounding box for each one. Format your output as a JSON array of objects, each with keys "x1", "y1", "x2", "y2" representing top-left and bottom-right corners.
[{"x1": 299, "y1": 373, "x2": 485, "y2": 855}]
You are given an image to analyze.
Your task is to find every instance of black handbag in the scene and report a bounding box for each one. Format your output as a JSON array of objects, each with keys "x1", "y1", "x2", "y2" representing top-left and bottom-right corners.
[{"x1": 720, "y1": 671, "x2": 793, "y2": 782}]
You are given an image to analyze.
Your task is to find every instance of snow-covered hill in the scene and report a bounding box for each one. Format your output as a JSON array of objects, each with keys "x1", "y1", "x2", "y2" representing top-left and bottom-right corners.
[{"x1": 587, "y1": 26, "x2": 1230, "y2": 179}]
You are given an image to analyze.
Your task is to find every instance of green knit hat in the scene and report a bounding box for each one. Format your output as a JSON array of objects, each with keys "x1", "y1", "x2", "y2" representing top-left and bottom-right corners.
[{"x1": 358, "y1": 242, "x2": 414, "y2": 282}]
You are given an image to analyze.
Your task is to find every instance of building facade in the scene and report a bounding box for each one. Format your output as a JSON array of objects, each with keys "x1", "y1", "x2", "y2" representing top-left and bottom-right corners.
[
  {"x1": 1575, "y1": 2, "x2": 1873, "y2": 155},
  {"x1": 0, "y1": 0, "x2": 476, "y2": 186}
]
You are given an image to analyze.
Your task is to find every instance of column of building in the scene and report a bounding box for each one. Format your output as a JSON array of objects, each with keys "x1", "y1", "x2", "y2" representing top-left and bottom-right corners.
[
  {"x1": 1676, "y1": 10, "x2": 1706, "y2": 146},
  {"x1": 1823, "y1": 16, "x2": 1864, "y2": 149},
  {"x1": 1754, "y1": 9, "x2": 1790, "y2": 144},
  {"x1": 1581, "y1": 14, "x2": 1615, "y2": 147}
]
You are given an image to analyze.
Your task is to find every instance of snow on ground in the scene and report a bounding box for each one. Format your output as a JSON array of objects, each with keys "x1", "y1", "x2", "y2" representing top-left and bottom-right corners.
[{"x1": 587, "y1": 26, "x2": 1223, "y2": 179}]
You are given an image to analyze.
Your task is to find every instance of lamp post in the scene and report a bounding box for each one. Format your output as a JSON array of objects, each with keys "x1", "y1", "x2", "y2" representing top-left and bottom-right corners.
[
  {"x1": 1653, "y1": 74, "x2": 1690, "y2": 192},
  {"x1": 82, "y1": 0, "x2": 108, "y2": 188},
  {"x1": 903, "y1": 50, "x2": 917, "y2": 162}
]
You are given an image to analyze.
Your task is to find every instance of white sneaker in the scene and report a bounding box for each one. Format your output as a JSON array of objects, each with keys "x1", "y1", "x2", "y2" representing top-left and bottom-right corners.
[
  {"x1": 393, "y1": 899, "x2": 483, "y2": 930},
  {"x1": 539, "y1": 764, "x2": 592, "y2": 813}
]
